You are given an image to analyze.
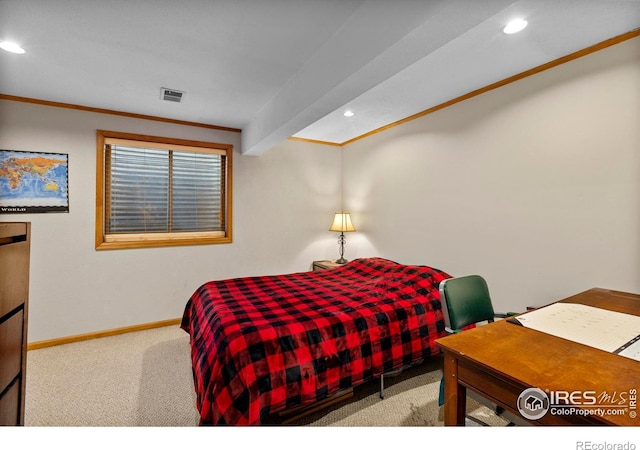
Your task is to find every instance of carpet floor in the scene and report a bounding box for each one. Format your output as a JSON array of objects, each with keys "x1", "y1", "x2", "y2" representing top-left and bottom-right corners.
[{"x1": 25, "y1": 325, "x2": 514, "y2": 427}]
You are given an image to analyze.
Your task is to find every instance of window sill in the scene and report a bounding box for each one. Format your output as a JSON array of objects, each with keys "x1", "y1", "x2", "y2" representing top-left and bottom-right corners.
[{"x1": 95, "y1": 231, "x2": 231, "y2": 250}]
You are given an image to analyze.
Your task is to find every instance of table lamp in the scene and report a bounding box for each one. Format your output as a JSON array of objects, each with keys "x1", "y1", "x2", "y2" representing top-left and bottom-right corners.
[{"x1": 329, "y1": 212, "x2": 356, "y2": 264}]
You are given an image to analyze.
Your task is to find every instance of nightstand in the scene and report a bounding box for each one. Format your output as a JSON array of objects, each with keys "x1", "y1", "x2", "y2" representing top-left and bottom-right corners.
[{"x1": 312, "y1": 259, "x2": 345, "y2": 271}]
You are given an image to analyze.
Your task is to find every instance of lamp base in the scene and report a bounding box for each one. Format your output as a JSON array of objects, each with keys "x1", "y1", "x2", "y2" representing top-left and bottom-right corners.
[{"x1": 335, "y1": 231, "x2": 348, "y2": 265}]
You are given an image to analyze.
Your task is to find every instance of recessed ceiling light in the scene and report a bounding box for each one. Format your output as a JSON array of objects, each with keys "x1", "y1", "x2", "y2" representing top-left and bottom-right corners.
[
  {"x1": 343, "y1": 110, "x2": 354, "y2": 117},
  {"x1": 0, "y1": 41, "x2": 26, "y2": 54},
  {"x1": 503, "y1": 19, "x2": 528, "y2": 35}
]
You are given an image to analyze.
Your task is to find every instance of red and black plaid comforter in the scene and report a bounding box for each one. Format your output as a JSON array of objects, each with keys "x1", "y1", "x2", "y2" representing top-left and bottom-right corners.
[{"x1": 181, "y1": 257, "x2": 451, "y2": 425}]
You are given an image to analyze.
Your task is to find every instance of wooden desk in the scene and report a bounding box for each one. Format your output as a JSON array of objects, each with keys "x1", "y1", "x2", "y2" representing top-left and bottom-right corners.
[{"x1": 435, "y1": 288, "x2": 640, "y2": 426}]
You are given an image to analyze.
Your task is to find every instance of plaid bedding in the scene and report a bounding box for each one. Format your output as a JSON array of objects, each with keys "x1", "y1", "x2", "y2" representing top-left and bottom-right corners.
[{"x1": 181, "y1": 257, "x2": 451, "y2": 425}]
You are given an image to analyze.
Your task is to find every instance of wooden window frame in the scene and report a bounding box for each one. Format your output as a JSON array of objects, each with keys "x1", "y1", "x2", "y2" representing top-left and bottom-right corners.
[{"x1": 95, "y1": 130, "x2": 233, "y2": 250}]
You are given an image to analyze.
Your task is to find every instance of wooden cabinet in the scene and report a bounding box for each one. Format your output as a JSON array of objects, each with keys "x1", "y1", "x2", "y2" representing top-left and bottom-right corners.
[
  {"x1": 0, "y1": 222, "x2": 30, "y2": 426},
  {"x1": 312, "y1": 260, "x2": 345, "y2": 271}
]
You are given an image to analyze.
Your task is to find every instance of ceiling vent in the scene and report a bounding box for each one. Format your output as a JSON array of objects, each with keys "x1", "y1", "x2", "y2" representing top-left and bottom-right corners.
[{"x1": 160, "y1": 87, "x2": 185, "y2": 103}]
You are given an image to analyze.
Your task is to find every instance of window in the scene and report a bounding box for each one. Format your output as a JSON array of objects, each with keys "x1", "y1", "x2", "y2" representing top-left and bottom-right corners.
[{"x1": 96, "y1": 130, "x2": 232, "y2": 249}]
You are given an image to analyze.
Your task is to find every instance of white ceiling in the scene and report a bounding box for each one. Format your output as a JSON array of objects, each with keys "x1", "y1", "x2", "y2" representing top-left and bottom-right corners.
[{"x1": 1, "y1": 0, "x2": 639, "y2": 155}]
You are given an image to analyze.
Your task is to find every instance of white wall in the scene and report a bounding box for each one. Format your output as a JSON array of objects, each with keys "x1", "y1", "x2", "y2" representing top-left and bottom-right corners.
[
  {"x1": 343, "y1": 37, "x2": 640, "y2": 314},
  {"x1": 0, "y1": 101, "x2": 341, "y2": 341}
]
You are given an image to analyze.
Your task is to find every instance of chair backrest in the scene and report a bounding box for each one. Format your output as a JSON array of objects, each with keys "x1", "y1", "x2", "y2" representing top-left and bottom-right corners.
[{"x1": 439, "y1": 275, "x2": 496, "y2": 332}]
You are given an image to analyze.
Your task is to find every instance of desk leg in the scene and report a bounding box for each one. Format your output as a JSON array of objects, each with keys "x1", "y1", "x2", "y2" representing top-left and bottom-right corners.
[{"x1": 443, "y1": 352, "x2": 466, "y2": 426}]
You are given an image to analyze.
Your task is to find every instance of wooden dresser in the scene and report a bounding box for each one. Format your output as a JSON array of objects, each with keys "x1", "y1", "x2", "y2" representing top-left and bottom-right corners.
[{"x1": 0, "y1": 222, "x2": 30, "y2": 426}]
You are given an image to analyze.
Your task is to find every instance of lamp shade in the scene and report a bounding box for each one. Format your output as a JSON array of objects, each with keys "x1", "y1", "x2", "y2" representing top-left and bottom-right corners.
[{"x1": 330, "y1": 212, "x2": 356, "y2": 232}]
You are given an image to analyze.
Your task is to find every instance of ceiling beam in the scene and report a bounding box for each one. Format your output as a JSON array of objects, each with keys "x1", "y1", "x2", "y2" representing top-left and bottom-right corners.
[{"x1": 240, "y1": 0, "x2": 514, "y2": 155}]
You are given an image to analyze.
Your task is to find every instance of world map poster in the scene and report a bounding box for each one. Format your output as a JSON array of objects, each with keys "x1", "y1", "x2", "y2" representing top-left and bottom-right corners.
[{"x1": 0, "y1": 150, "x2": 69, "y2": 213}]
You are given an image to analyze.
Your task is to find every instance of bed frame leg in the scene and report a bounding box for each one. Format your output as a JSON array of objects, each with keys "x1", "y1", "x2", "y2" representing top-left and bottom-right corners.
[{"x1": 379, "y1": 374, "x2": 384, "y2": 399}]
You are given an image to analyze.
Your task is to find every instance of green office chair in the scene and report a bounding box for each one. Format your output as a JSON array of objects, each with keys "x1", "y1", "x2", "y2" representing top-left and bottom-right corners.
[
  {"x1": 437, "y1": 275, "x2": 512, "y2": 424},
  {"x1": 440, "y1": 275, "x2": 502, "y2": 334}
]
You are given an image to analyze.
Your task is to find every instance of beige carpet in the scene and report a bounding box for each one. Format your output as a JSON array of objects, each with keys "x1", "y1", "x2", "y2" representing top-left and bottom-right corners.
[
  {"x1": 25, "y1": 325, "x2": 512, "y2": 427},
  {"x1": 26, "y1": 325, "x2": 200, "y2": 427},
  {"x1": 292, "y1": 358, "x2": 510, "y2": 427}
]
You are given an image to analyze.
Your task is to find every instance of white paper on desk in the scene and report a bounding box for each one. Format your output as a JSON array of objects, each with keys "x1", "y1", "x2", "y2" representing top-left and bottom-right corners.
[
  {"x1": 618, "y1": 339, "x2": 640, "y2": 361},
  {"x1": 513, "y1": 303, "x2": 640, "y2": 359}
]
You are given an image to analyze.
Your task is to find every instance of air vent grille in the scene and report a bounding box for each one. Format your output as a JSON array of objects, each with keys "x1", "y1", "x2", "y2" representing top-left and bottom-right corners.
[{"x1": 160, "y1": 88, "x2": 185, "y2": 103}]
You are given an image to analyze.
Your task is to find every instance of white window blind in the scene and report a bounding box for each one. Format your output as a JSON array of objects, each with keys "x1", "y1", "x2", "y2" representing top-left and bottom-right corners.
[{"x1": 105, "y1": 144, "x2": 226, "y2": 234}]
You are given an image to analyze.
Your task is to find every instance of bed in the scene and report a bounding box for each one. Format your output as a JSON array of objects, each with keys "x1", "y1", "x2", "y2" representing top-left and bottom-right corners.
[{"x1": 181, "y1": 257, "x2": 451, "y2": 425}]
